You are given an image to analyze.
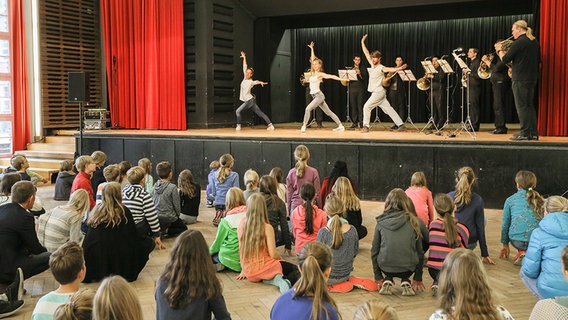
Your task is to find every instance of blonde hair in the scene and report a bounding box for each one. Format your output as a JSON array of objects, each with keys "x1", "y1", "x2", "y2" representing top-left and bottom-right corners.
[
  {"x1": 244, "y1": 169, "x2": 259, "y2": 191},
  {"x1": 225, "y1": 187, "x2": 246, "y2": 211},
  {"x1": 514, "y1": 20, "x2": 536, "y2": 41},
  {"x1": 353, "y1": 299, "x2": 399, "y2": 320},
  {"x1": 90, "y1": 151, "x2": 107, "y2": 166},
  {"x1": 294, "y1": 242, "x2": 339, "y2": 320},
  {"x1": 437, "y1": 248, "x2": 502, "y2": 320},
  {"x1": 332, "y1": 177, "x2": 361, "y2": 211},
  {"x1": 239, "y1": 193, "x2": 269, "y2": 270},
  {"x1": 93, "y1": 275, "x2": 143, "y2": 320},
  {"x1": 216, "y1": 154, "x2": 234, "y2": 183},
  {"x1": 126, "y1": 166, "x2": 145, "y2": 185},
  {"x1": 103, "y1": 164, "x2": 120, "y2": 182},
  {"x1": 454, "y1": 166, "x2": 475, "y2": 206},
  {"x1": 66, "y1": 189, "x2": 90, "y2": 220},
  {"x1": 434, "y1": 193, "x2": 459, "y2": 247},
  {"x1": 54, "y1": 288, "x2": 95, "y2": 320},
  {"x1": 544, "y1": 196, "x2": 568, "y2": 214},
  {"x1": 137, "y1": 158, "x2": 152, "y2": 175},
  {"x1": 88, "y1": 182, "x2": 127, "y2": 228},
  {"x1": 515, "y1": 170, "x2": 544, "y2": 220},
  {"x1": 323, "y1": 193, "x2": 346, "y2": 249},
  {"x1": 178, "y1": 169, "x2": 198, "y2": 198},
  {"x1": 410, "y1": 171, "x2": 427, "y2": 188},
  {"x1": 74, "y1": 156, "x2": 94, "y2": 172},
  {"x1": 294, "y1": 145, "x2": 310, "y2": 178}
]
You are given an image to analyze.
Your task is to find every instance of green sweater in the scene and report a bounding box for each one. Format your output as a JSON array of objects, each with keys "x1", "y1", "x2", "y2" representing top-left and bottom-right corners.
[{"x1": 209, "y1": 211, "x2": 246, "y2": 272}]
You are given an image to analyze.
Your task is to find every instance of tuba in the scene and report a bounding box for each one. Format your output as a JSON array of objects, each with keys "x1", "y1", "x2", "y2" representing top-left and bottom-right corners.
[{"x1": 478, "y1": 53, "x2": 493, "y2": 79}]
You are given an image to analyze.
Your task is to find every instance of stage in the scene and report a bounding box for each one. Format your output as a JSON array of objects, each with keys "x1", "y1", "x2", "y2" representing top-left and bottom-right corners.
[{"x1": 79, "y1": 122, "x2": 568, "y2": 208}]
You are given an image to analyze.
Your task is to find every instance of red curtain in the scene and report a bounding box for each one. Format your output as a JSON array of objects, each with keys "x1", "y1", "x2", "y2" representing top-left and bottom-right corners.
[
  {"x1": 100, "y1": 0, "x2": 186, "y2": 130},
  {"x1": 538, "y1": 0, "x2": 568, "y2": 136},
  {"x1": 10, "y1": 0, "x2": 30, "y2": 152}
]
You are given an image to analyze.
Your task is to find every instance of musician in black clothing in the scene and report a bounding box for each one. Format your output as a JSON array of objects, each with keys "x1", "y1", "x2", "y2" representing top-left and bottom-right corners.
[
  {"x1": 387, "y1": 56, "x2": 406, "y2": 128},
  {"x1": 430, "y1": 57, "x2": 447, "y2": 129},
  {"x1": 467, "y1": 48, "x2": 482, "y2": 131},
  {"x1": 348, "y1": 55, "x2": 366, "y2": 128},
  {"x1": 482, "y1": 41, "x2": 513, "y2": 134},
  {"x1": 497, "y1": 20, "x2": 540, "y2": 141}
]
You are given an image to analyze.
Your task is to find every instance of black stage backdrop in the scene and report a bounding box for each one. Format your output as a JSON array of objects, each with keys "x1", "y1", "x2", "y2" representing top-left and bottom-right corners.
[{"x1": 289, "y1": 14, "x2": 533, "y2": 125}]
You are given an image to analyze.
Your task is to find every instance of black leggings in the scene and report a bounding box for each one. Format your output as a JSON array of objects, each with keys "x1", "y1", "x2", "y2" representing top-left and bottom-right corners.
[
  {"x1": 428, "y1": 268, "x2": 440, "y2": 285},
  {"x1": 281, "y1": 261, "x2": 300, "y2": 285},
  {"x1": 383, "y1": 270, "x2": 413, "y2": 283}
]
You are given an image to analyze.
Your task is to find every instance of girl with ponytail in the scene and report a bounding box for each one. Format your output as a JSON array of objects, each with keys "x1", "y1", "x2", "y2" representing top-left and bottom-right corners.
[
  {"x1": 427, "y1": 193, "x2": 469, "y2": 296},
  {"x1": 211, "y1": 154, "x2": 240, "y2": 226},
  {"x1": 317, "y1": 193, "x2": 377, "y2": 293},
  {"x1": 291, "y1": 183, "x2": 327, "y2": 254},
  {"x1": 500, "y1": 170, "x2": 544, "y2": 266},
  {"x1": 332, "y1": 177, "x2": 367, "y2": 239},
  {"x1": 271, "y1": 242, "x2": 340, "y2": 320},
  {"x1": 286, "y1": 145, "x2": 321, "y2": 215},
  {"x1": 448, "y1": 166, "x2": 495, "y2": 265}
]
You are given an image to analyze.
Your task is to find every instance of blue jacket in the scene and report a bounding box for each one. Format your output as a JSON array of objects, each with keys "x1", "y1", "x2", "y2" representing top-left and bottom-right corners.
[
  {"x1": 501, "y1": 189, "x2": 541, "y2": 244},
  {"x1": 522, "y1": 211, "x2": 568, "y2": 299},
  {"x1": 211, "y1": 171, "x2": 240, "y2": 206}
]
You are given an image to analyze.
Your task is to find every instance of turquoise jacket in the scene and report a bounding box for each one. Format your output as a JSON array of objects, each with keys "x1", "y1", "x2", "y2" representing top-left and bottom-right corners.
[{"x1": 501, "y1": 189, "x2": 541, "y2": 244}]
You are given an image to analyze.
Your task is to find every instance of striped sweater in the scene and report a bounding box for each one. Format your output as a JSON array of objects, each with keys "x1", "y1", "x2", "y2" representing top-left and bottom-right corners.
[
  {"x1": 426, "y1": 219, "x2": 469, "y2": 270},
  {"x1": 122, "y1": 184, "x2": 161, "y2": 237}
]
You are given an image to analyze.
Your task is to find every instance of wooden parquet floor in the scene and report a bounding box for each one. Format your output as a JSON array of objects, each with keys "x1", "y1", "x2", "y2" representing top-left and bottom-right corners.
[{"x1": 6, "y1": 185, "x2": 538, "y2": 320}]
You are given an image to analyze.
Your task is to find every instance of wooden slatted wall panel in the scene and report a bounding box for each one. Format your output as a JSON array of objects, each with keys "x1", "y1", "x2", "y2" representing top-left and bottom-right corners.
[
  {"x1": 212, "y1": 2, "x2": 235, "y2": 113},
  {"x1": 184, "y1": 0, "x2": 196, "y2": 113},
  {"x1": 40, "y1": 0, "x2": 102, "y2": 129}
]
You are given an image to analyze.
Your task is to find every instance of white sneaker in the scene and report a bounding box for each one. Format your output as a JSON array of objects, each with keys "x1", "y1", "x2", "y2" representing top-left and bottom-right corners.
[
  {"x1": 333, "y1": 125, "x2": 345, "y2": 132},
  {"x1": 300, "y1": 125, "x2": 306, "y2": 133},
  {"x1": 236, "y1": 124, "x2": 241, "y2": 131},
  {"x1": 267, "y1": 124, "x2": 275, "y2": 131}
]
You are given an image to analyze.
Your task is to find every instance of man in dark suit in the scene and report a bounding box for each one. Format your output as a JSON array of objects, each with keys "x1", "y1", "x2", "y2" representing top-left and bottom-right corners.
[
  {"x1": 467, "y1": 47, "x2": 482, "y2": 131},
  {"x1": 0, "y1": 181, "x2": 50, "y2": 283}
]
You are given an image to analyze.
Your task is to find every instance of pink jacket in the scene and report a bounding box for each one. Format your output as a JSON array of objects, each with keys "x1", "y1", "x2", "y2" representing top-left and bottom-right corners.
[
  {"x1": 405, "y1": 186, "x2": 435, "y2": 226},
  {"x1": 291, "y1": 203, "x2": 327, "y2": 253}
]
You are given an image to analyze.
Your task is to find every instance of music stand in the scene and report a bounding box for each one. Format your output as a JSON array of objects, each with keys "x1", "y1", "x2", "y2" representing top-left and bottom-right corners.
[
  {"x1": 449, "y1": 52, "x2": 475, "y2": 140},
  {"x1": 419, "y1": 61, "x2": 438, "y2": 133},
  {"x1": 437, "y1": 58, "x2": 454, "y2": 132},
  {"x1": 338, "y1": 69, "x2": 357, "y2": 123},
  {"x1": 398, "y1": 70, "x2": 419, "y2": 131}
]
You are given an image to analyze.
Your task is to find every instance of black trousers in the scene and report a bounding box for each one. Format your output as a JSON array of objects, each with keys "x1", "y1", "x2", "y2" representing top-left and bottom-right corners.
[
  {"x1": 281, "y1": 261, "x2": 300, "y2": 285},
  {"x1": 431, "y1": 87, "x2": 446, "y2": 128},
  {"x1": 383, "y1": 270, "x2": 414, "y2": 283},
  {"x1": 491, "y1": 79, "x2": 511, "y2": 130},
  {"x1": 349, "y1": 88, "x2": 364, "y2": 124},
  {"x1": 388, "y1": 88, "x2": 406, "y2": 121},
  {"x1": 512, "y1": 80, "x2": 538, "y2": 137},
  {"x1": 468, "y1": 84, "x2": 481, "y2": 131},
  {"x1": 428, "y1": 268, "x2": 440, "y2": 285}
]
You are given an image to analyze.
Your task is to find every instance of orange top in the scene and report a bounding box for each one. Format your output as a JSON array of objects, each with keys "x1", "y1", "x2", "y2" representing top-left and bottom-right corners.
[{"x1": 237, "y1": 219, "x2": 282, "y2": 282}]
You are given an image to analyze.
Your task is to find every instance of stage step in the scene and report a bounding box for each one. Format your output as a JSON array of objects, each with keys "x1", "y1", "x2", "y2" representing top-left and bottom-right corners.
[
  {"x1": 45, "y1": 136, "x2": 75, "y2": 144},
  {"x1": 27, "y1": 143, "x2": 75, "y2": 152}
]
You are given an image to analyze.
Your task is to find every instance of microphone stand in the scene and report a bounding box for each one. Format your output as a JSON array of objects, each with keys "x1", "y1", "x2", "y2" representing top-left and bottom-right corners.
[{"x1": 449, "y1": 52, "x2": 475, "y2": 140}]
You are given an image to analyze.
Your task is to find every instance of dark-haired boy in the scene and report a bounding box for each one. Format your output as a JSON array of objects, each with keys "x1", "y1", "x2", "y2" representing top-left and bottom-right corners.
[{"x1": 153, "y1": 161, "x2": 187, "y2": 237}]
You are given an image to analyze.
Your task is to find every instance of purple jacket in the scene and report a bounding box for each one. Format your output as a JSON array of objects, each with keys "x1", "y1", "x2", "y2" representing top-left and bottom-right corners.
[{"x1": 286, "y1": 166, "x2": 321, "y2": 214}]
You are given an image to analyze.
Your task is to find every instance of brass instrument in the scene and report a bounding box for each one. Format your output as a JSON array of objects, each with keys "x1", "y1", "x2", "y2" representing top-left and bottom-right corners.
[
  {"x1": 499, "y1": 37, "x2": 514, "y2": 78},
  {"x1": 478, "y1": 53, "x2": 494, "y2": 79},
  {"x1": 461, "y1": 71, "x2": 469, "y2": 88},
  {"x1": 382, "y1": 72, "x2": 397, "y2": 88},
  {"x1": 417, "y1": 74, "x2": 431, "y2": 91}
]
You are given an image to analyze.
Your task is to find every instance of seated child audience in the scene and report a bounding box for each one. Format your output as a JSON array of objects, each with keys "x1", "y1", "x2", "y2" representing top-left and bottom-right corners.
[
  {"x1": 521, "y1": 195, "x2": 568, "y2": 299},
  {"x1": 371, "y1": 188, "x2": 424, "y2": 296},
  {"x1": 53, "y1": 288, "x2": 95, "y2": 320},
  {"x1": 206, "y1": 160, "x2": 220, "y2": 207},
  {"x1": 90, "y1": 151, "x2": 107, "y2": 193},
  {"x1": 260, "y1": 175, "x2": 291, "y2": 254},
  {"x1": 95, "y1": 164, "x2": 120, "y2": 204},
  {"x1": 53, "y1": 160, "x2": 76, "y2": 201},
  {"x1": 83, "y1": 182, "x2": 155, "y2": 283},
  {"x1": 138, "y1": 157, "x2": 154, "y2": 193},
  {"x1": 320, "y1": 160, "x2": 353, "y2": 208},
  {"x1": 237, "y1": 193, "x2": 300, "y2": 293},
  {"x1": 448, "y1": 166, "x2": 495, "y2": 264},
  {"x1": 210, "y1": 187, "x2": 247, "y2": 272},
  {"x1": 0, "y1": 181, "x2": 50, "y2": 283},
  {"x1": 2, "y1": 154, "x2": 31, "y2": 181},
  {"x1": 291, "y1": 183, "x2": 328, "y2": 254},
  {"x1": 32, "y1": 242, "x2": 86, "y2": 320},
  {"x1": 271, "y1": 242, "x2": 339, "y2": 320},
  {"x1": 70, "y1": 156, "x2": 96, "y2": 210},
  {"x1": 155, "y1": 230, "x2": 231, "y2": 320},
  {"x1": 0, "y1": 172, "x2": 45, "y2": 215},
  {"x1": 37, "y1": 189, "x2": 90, "y2": 253},
  {"x1": 500, "y1": 170, "x2": 544, "y2": 266},
  {"x1": 427, "y1": 193, "x2": 469, "y2": 296},
  {"x1": 243, "y1": 169, "x2": 260, "y2": 200},
  {"x1": 529, "y1": 245, "x2": 568, "y2": 319},
  {"x1": 178, "y1": 169, "x2": 201, "y2": 224},
  {"x1": 332, "y1": 176, "x2": 367, "y2": 239},
  {"x1": 269, "y1": 167, "x2": 287, "y2": 205},
  {"x1": 405, "y1": 171, "x2": 435, "y2": 227},
  {"x1": 153, "y1": 161, "x2": 187, "y2": 237},
  {"x1": 429, "y1": 248, "x2": 514, "y2": 320},
  {"x1": 353, "y1": 299, "x2": 399, "y2": 320},
  {"x1": 122, "y1": 166, "x2": 164, "y2": 248},
  {"x1": 93, "y1": 275, "x2": 143, "y2": 320},
  {"x1": 287, "y1": 145, "x2": 321, "y2": 215},
  {"x1": 211, "y1": 154, "x2": 240, "y2": 226},
  {"x1": 317, "y1": 193, "x2": 377, "y2": 293},
  {"x1": 118, "y1": 161, "x2": 132, "y2": 189}
]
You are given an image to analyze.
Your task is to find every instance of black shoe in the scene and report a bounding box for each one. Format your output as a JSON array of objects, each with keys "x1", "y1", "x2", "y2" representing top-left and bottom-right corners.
[
  {"x1": 349, "y1": 123, "x2": 358, "y2": 129},
  {"x1": 0, "y1": 300, "x2": 24, "y2": 318},
  {"x1": 491, "y1": 128, "x2": 508, "y2": 134},
  {"x1": 316, "y1": 123, "x2": 324, "y2": 128},
  {"x1": 389, "y1": 125, "x2": 398, "y2": 130},
  {"x1": 396, "y1": 124, "x2": 407, "y2": 131},
  {"x1": 5, "y1": 268, "x2": 23, "y2": 302},
  {"x1": 510, "y1": 135, "x2": 530, "y2": 141},
  {"x1": 530, "y1": 135, "x2": 539, "y2": 141}
]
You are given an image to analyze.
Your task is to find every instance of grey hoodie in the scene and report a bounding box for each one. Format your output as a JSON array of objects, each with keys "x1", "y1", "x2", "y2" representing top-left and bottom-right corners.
[
  {"x1": 153, "y1": 180, "x2": 181, "y2": 223},
  {"x1": 370, "y1": 210, "x2": 424, "y2": 281}
]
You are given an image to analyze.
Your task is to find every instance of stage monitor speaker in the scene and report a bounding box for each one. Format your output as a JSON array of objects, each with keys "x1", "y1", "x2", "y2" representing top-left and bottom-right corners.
[{"x1": 68, "y1": 72, "x2": 90, "y2": 102}]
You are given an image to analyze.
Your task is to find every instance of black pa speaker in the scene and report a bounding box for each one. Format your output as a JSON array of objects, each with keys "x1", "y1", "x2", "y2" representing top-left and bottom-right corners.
[{"x1": 68, "y1": 72, "x2": 90, "y2": 102}]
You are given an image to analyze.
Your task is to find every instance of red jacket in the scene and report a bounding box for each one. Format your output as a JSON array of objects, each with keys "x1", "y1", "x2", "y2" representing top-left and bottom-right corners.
[{"x1": 71, "y1": 171, "x2": 95, "y2": 208}]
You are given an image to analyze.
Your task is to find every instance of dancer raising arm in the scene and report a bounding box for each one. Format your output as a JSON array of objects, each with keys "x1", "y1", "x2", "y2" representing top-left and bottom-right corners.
[{"x1": 300, "y1": 41, "x2": 346, "y2": 133}]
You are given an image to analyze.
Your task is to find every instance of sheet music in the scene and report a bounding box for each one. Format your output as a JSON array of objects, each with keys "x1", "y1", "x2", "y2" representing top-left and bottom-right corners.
[
  {"x1": 421, "y1": 61, "x2": 438, "y2": 74},
  {"x1": 438, "y1": 59, "x2": 454, "y2": 73},
  {"x1": 452, "y1": 52, "x2": 470, "y2": 72},
  {"x1": 338, "y1": 69, "x2": 358, "y2": 81},
  {"x1": 398, "y1": 70, "x2": 416, "y2": 81}
]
